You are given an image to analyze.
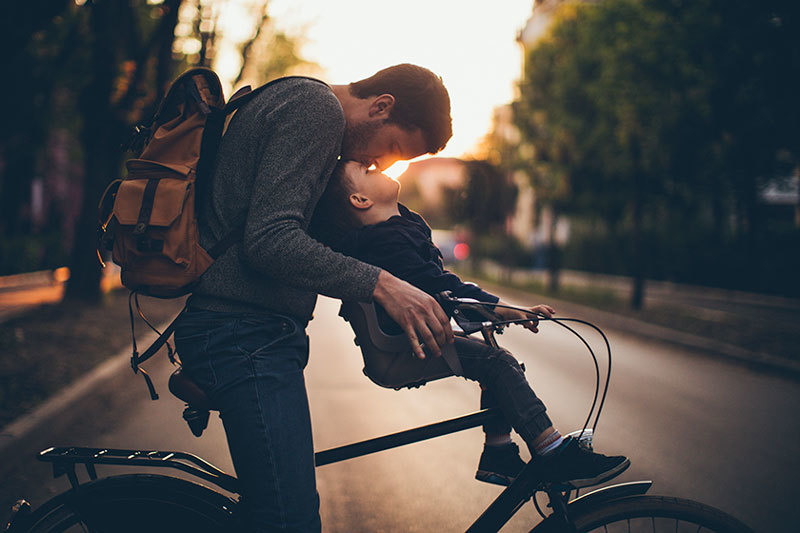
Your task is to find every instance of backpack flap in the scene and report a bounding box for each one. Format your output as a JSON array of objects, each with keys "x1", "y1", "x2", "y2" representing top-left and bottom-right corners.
[{"x1": 112, "y1": 178, "x2": 190, "y2": 229}]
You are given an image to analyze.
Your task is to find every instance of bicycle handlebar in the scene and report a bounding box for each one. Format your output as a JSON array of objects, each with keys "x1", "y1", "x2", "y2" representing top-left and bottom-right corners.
[{"x1": 436, "y1": 291, "x2": 613, "y2": 437}]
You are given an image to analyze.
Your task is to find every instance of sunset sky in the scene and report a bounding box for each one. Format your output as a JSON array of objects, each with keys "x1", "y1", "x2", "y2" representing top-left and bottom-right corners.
[{"x1": 212, "y1": 0, "x2": 536, "y2": 174}]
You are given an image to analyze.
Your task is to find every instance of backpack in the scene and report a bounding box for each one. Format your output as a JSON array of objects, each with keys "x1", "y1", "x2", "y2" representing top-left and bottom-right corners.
[
  {"x1": 97, "y1": 67, "x2": 258, "y2": 298},
  {"x1": 96, "y1": 68, "x2": 320, "y2": 399}
]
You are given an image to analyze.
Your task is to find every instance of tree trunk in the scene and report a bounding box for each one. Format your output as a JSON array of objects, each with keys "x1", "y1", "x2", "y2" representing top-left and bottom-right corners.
[
  {"x1": 0, "y1": 147, "x2": 35, "y2": 237},
  {"x1": 547, "y1": 206, "x2": 561, "y2": 293},
  {"x1": 630, "y1": 144, "x2": 646, "y2": 310},
  {"x1": 630, "y1": 196, "x2": 645, "y2": 310},
  {"x1": 64, "y1": 0, "x2": 125, "y2": 303}
]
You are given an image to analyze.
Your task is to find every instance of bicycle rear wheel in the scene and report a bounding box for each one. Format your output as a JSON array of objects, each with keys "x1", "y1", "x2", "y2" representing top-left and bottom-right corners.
[
  {"x1": 560, "y1": 495, "x2": 753, "y2": 533},
  {"x1": 11, "y1": 474, "x2": 238, "y2": 533}
]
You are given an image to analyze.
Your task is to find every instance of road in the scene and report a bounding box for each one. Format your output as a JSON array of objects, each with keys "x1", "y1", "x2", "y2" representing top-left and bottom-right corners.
[{"x1": 2, "y1": 296, "x2": 797, "y2": 531}]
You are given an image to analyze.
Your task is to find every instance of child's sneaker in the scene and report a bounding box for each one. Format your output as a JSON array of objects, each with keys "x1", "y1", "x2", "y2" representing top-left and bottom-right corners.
[
  {"x1": 475, "y1": 442, "x2": 526, "y2": 486},
  {"x1": 540, "y1": 437, "x2": 630, "y2": 489}
]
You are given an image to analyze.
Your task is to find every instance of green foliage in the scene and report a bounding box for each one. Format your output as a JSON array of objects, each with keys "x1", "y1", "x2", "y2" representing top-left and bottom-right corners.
[
  {"x1": 443, "y1": 159, "x2": 518, "y2": 235},
  {"x1": 514, "y1": 0, "x2": 800, "y2": 299},
  {"x1": 471, "y1": 234, "x2": 532, "y2": 269}
]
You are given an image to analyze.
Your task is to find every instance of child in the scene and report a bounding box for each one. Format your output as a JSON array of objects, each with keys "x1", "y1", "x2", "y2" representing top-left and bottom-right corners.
[{"x1": 310, "y1": 160, "x2": 629, "y2": 488}]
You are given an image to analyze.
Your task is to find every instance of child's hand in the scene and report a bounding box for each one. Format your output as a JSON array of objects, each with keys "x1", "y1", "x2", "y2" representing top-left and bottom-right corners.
[{"x1": 495, "y1": 302, "x2": 555, "y2": 333}]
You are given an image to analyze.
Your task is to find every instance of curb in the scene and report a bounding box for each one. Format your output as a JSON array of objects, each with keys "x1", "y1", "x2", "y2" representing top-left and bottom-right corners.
[
  {"x1": 478, "y1": 279, "x2": 800, "y2": 380},
  {"x1": 0, "y1": 330, "x2": 160, "y2": 456}
]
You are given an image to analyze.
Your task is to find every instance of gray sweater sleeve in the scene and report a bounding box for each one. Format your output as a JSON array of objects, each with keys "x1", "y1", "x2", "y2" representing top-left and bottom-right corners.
[{"x1": 239, "y1": 82, "x2": 380, "y2": 301}]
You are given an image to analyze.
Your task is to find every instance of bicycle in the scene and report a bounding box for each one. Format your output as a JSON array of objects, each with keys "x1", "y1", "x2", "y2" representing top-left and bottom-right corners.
[{"x1": 5, "y1": 296, "x2": 753, "y2": 532}]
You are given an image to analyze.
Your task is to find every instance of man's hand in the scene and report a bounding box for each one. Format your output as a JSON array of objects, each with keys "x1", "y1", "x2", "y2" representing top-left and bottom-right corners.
[
  {"x1": 372, "y1": 270, "x2": 454, "y2": 359},
  {"x1": 495, "y1": 302, "x2": 555, "y2": 333}
]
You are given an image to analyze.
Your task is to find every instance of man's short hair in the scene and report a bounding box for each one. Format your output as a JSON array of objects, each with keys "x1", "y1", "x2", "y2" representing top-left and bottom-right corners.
[
  {"x1": 349, "y1": 64, "x2": 452, "y2": 154},
  {"x1": 309, "y1": 162, "x2": 364, "y2": 249}
]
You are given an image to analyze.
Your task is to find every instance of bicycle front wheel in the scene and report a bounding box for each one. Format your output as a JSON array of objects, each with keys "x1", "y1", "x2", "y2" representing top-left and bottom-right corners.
[
  {"x1": 11, "y1": 474, "x2": 238, "y2": 533},
  {"x1": 565, "y1": 495, "x2": 753, "y2": 533}
]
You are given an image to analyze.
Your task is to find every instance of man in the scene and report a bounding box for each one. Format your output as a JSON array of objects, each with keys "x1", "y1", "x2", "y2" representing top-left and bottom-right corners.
[{"x1": 174, "y1": 64, "x2": 454, "y2": 532}]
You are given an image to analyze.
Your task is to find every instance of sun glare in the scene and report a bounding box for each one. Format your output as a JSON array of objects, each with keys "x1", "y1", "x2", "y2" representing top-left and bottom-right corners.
[{"x1": 383, "y1": 160, "x2": 410, "y2": 181}]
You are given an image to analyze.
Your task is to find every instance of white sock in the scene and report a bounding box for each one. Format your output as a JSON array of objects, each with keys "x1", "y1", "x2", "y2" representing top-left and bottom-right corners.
[{"x1": 534, "y1": 430, "x2": 564, "y2": 456}]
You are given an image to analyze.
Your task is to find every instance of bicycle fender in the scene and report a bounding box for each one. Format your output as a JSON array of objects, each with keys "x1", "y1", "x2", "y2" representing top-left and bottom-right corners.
[{"x1": 567, "y1": 481, "x2": 652, "y2": 512}]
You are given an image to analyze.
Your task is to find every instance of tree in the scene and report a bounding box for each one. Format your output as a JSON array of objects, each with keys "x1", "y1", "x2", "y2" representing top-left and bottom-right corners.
[
  {"x1": 0, "y1": 1, "x2": 73, "y2": 238},
  {"x1": 65, "y1": 0, "x2": 184, "y2": 302},
  {"x1": 514, "y1": 0, "x2": 800, "y2": 306},
  {"x1": 0, "y1": 0, "x2": 315, "y2": 301},
  {"x1": 443, "y1": 159, "x2": 518, "y2": 272}
]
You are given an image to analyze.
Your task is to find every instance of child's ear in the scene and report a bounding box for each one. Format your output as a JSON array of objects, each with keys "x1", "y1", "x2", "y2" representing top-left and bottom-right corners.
[{"x1": 349, "y1": 193, "x2": 374, "y2": 210}]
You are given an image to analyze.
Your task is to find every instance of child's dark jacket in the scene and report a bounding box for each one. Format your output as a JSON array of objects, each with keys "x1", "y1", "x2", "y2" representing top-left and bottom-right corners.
[{"x1": 334, "y1": 203, "x2": 499, "y2": 334}]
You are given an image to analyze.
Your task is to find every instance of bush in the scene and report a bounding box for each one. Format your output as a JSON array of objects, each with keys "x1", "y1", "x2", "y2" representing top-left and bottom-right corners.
[{"x1": 0, "y1": 231, "x2": 68, "y2": 275}]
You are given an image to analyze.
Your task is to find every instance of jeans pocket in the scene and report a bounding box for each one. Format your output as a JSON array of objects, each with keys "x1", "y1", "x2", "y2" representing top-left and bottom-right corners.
[
  {"x1": 174, "y1": 331, "x2": 217, "y2": 390},
  {"x1": 234, "y1": 315, "x2": 300, "y2": 357}
]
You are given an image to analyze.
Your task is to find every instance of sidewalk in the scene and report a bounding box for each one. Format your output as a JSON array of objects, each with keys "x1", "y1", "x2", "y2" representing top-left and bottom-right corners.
[
  {"x1": 473, "y1": 272, "x2": 800, "y2": 379},
  {"x1": 0, "y1": 266, "x2": 121, "y2": 323},
  {"x1": 479, "y1": 261, "x2": 800, "y2": 315}
]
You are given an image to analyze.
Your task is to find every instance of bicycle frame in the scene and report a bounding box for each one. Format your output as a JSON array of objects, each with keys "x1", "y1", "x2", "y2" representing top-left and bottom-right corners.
[
  {"x1": 37, "y1": 407, "x2": 651, "y2": 532},
  {"x1": 25, "y1": 297, "x2": 648, "y2": 532}
]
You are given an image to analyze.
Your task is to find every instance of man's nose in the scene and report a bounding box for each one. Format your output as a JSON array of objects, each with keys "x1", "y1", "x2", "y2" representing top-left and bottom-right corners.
[{"x1": 375, "y1": 155, "x2": 400, "y2": 172}]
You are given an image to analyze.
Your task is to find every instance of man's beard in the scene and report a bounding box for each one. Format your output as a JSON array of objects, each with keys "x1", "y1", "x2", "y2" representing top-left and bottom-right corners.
[{"x1": 340, "y1": 120, "x2": 384, "y2": 159}]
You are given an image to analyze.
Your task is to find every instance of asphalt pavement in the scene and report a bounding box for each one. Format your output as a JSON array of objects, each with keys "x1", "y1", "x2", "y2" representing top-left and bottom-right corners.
[{"x1": 2, "y1": 295, "x2": 797, "y2": 531}]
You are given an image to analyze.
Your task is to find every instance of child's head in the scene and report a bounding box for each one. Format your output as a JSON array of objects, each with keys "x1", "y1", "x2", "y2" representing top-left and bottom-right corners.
[{"x1": 312, "y1": 161, "x2": 400, "y2": 243}]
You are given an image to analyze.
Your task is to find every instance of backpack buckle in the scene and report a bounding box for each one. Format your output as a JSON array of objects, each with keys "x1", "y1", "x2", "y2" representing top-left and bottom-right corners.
[{"x1": 136, "y1": 235, "x2": 164, "y2": 252}]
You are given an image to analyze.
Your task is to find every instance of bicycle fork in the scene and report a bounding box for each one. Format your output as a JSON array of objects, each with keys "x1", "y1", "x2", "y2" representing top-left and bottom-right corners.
[{"x1": 466, "y1": 457, "x2": 573, "y2": 533}]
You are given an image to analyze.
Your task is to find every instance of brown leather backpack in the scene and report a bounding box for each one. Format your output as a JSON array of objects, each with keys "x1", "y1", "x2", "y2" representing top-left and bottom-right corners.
[{"x1": 98, "y1": 67, "x2": 258, "y2": 298}]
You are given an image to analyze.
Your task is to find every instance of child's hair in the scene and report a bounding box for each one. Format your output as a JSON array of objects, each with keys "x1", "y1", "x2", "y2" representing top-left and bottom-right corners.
[{"x1": 309, "y1": 161, "x2": 365, "y2": 249}]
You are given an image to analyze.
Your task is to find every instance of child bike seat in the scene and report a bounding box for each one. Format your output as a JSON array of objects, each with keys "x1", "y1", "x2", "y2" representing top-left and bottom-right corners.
[{"x1": 339, "y1": 300, "x2": 463, "y2": 390}]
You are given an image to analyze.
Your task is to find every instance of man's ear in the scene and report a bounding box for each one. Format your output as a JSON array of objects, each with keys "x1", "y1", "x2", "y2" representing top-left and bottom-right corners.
[
  {"x1": 368, "y1": 94, "x2": 395, "y2": 118},
  {"x1": 349, "y1": 193, "x2": 374, "y2": 210}
]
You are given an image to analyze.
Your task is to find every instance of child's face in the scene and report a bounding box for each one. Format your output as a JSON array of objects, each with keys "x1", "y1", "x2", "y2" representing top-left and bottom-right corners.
[{"x1": 342, "y1": 161, "x2": 400, "y2": 207}]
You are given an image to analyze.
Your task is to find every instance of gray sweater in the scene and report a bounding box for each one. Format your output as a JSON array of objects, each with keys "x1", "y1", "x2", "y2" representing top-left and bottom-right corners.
[{"x1": 189, "y1": 77, "x2": 381, "y2": 320}]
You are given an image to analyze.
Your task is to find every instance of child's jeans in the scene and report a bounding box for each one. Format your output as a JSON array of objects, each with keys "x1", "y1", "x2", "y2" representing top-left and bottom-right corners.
[{"x1": 452, "y1": 336, "x2": 553, "y2": 448}]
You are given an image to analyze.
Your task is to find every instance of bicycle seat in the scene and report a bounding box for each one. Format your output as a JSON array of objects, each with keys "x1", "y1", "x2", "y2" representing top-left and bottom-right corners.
[
  {"x1": 339, "y1": 300, "x2": 463, "y2": 390},
  {"x1": 169, "y1": 368, "x2": 214, "y2": 437},
  {"x1": 169, "y1": 368, "x2": 213, "y2": 410}
]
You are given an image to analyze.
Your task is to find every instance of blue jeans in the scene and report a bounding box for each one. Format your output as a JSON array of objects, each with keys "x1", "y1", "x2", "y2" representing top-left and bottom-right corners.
[{"x1": 174, "y1": 308, "x2": 321, "y2": 533}]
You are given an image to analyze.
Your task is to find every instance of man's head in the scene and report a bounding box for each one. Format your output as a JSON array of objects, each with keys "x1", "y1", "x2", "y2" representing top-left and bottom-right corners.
[{"x1": 336, "y1": 64, "x2": 452, "y2": 170}]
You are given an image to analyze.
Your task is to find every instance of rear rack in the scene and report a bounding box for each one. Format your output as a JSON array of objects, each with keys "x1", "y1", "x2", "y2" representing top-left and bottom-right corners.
[{"x1": 38, "y1": 446, "x2": 240, "y2": 494}]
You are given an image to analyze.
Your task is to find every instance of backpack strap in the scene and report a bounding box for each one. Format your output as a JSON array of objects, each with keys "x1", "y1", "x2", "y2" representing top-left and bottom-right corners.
[{"x1": 130, "y1": 300, "x2": 188, "y2": 400}]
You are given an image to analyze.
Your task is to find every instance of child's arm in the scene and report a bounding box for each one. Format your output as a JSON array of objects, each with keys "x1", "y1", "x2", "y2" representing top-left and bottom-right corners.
[{"x1": 494, "y1": 303, "x2": 555, "y2": 333}]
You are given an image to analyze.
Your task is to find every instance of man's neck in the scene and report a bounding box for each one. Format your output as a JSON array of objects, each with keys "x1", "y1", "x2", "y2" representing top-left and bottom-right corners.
[{"x1": 330, "y1": 85, "x2": 359, "y2": 121}]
